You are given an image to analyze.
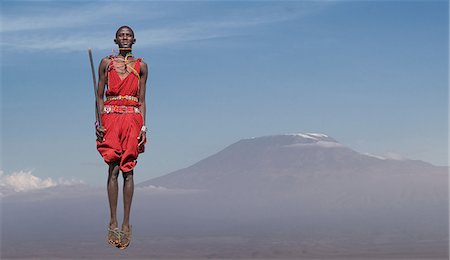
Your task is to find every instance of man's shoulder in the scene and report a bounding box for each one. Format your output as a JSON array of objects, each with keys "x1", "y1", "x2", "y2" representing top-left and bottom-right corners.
[
  {"x1": 101, "y1": 56, "x2": 113, "y2": 63},
  {"x1": 138, "y1": 58, "x2": 148, "y2": 68},
  {"x1": 103, "y1": 55, "x2": 115, "y2": 61},
  {"x1": 138, "y1": 58, "x2": 147, "y2": 65}
]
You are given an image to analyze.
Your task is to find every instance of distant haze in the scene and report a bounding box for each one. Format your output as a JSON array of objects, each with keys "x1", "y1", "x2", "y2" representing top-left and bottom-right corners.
[{"x1": 2, "y1": 133, "x2": 448, "y2": 259}]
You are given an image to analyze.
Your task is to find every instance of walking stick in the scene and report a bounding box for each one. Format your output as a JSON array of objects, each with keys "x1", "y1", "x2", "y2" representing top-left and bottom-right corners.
[{"x1": 88, "y1": 48, "x2": 102, "y2": 127}]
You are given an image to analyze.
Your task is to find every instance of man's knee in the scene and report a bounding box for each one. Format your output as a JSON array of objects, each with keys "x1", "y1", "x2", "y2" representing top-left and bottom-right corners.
[
  {"x1": 108, "y1": 173, "x2": 119, "y2": 183},
  {"x1": 123, "y1": 171, "x2": 134, "y2": 182},
  {"x1": 108, "y1": 166, "x2": 120, "y2": 181}
]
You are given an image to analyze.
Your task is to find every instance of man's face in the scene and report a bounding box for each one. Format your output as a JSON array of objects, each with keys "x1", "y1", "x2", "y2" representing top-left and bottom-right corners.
[{"x1": 115, "y1": 28, "x2": 135, "y2": 48}]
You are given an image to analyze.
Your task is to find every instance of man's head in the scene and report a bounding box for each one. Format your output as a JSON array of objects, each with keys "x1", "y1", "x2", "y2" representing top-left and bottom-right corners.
[{"x1": 114, "y1": 26, "x2": 136, "y2": 49}]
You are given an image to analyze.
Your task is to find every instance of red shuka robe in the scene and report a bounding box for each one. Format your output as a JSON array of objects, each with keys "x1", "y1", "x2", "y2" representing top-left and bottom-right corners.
[{"x1": 96, "y1": 56, "x2": 144, "y2": 172}]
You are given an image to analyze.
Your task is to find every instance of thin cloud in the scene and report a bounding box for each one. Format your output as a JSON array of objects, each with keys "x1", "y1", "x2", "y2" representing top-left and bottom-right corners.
[
  {"x1": 1, "y1": 2, "x2": 334, "y2": 52},
  {"x1": 0, "y1": 3, "x2": 150, "y2": 33},
  {"x1": 1, "y1": 27, "x2": 231, "y2": 52}
]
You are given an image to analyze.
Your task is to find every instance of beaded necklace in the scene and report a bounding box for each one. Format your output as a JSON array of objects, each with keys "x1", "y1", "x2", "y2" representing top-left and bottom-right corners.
[{"x1": 112, "y1": 52, "x2": 140, "y2": 79}]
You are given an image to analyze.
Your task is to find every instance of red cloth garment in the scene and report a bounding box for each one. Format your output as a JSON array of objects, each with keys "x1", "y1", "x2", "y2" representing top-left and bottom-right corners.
[{"x1": 96, "y1": 57, "x2": 144, "y2": 172}]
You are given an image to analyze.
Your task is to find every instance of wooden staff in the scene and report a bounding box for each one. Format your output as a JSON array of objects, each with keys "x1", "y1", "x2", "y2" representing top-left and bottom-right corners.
[{"x1": 88, "y1": 48, "x2": 102, "y2": 127}]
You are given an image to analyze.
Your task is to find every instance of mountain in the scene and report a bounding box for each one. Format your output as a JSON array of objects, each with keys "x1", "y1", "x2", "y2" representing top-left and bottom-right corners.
[
  {"x1": 138, "y1": 132, "x2": 447, "y2": 226},
  {"x1": 138, "y1": 133, "x2": 446, "y2": 194}
]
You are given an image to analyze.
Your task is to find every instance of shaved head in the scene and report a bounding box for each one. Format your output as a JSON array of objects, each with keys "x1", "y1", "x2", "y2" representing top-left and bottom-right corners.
[{"x1": 116, "y1": 26, "x2": 134, "y2": 37}]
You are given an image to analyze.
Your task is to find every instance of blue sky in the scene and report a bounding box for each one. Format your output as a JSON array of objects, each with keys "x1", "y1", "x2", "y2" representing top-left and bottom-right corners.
[{"x1": 1, "y1": 0, "x2": 448, "y2": 186}]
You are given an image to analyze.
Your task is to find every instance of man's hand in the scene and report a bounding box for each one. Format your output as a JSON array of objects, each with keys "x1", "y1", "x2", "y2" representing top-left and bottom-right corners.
[
  {"x1": 96, "y1": 126, "x2": 106, "y2": 142},
  {"x1": 137, "y1": 131, "x2": 147, "y2": 151}
]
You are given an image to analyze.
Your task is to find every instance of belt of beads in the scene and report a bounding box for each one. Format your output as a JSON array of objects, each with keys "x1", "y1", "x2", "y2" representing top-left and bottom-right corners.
[
  {"x1": 105, "y1": 95, "x2": 138, "y2": 102},
  {"x1": 103, "y1": 105, "x2": 140, "y2": 114}
]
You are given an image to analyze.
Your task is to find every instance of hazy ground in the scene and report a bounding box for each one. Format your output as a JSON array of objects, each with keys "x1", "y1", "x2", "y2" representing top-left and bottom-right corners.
[
  {"x1": 2, "y1": 134, "x2": 448, "y2": 259},
  {"x1": 1, "y1": 186, "x2": 448, "y2": 259}
]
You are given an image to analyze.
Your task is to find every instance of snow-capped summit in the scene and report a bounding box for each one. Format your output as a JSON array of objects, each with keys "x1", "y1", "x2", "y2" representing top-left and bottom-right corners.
[
  {"x1": 241, "y1": 133, "x2": 345, "y2": 149},
  {"x1": 286, "y1": 132, "x2": 329, "y2": 139},
  {"x1": 285, "y1": 132, "x2": 338, "y2": 143}
]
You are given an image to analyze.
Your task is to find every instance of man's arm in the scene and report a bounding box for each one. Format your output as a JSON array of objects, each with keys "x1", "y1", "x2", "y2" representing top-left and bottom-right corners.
[
  {"x1": 96, "y1": 58, "x2": 109, "y2": 141},
  {"x1": 97, "y1": 58, "x2": 109, "y2": 120},
  {"x1": 138, "y1": 61, "x2": 148, "y2": 125},
  {"x1": 138, "y1": 61, "x2": 148, "y2": 146}
]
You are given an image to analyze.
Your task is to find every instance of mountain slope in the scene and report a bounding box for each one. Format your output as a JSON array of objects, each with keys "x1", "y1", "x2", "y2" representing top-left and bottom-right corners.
[{"x1": 138, "y1": 133, "x2": 445, "y2": 193}]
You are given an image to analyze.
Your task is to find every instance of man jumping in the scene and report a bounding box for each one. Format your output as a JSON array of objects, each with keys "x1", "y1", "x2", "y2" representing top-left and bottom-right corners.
[{"x1": 95, "y1": 25, "x2": 148, "y2": 249}]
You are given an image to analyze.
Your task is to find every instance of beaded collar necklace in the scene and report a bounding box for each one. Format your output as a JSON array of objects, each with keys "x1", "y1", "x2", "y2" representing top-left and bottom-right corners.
[{"x1": 112, "y1": 52, "x2": 140, "y2": 79}]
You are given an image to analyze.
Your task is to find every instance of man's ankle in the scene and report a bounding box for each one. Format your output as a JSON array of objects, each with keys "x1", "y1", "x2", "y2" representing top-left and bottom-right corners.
[{"x1": 122, "y1": 223, "x2": 130, "y2": 229}]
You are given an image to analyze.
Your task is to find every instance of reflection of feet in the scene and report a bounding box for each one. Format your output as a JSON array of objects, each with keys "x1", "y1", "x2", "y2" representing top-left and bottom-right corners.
[
  {"x1": 118, "y1": 225, "x2": 132, "y2": 250},
  {"x1": 107, "y1": 223, "x2": 121, "y2": 248}
]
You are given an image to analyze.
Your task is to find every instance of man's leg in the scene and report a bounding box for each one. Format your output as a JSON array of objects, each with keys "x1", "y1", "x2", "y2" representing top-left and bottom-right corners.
[
  {"x1": 108, "y1": 161, "x2": 120, "y2": 229},
  {"x1": 122, "y1": 170, "x2": 134, "y2": 232}
]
